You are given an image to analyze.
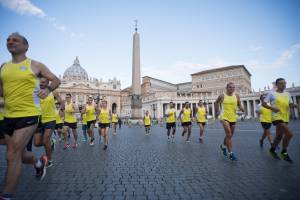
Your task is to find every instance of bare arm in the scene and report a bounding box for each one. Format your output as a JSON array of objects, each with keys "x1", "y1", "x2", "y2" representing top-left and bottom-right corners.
[
  {"x1": 52, "y1": 90, "x2": 62, "y2": 104},
  {"x1": 177, "y1": 109, "x2": 183, "y2": 121},
  {"x1": 215, "y1": 94, "x2": 224, "y2": 116},
  {"x1": 31, "y1": 60, "x2": 61, "y2": 99}
]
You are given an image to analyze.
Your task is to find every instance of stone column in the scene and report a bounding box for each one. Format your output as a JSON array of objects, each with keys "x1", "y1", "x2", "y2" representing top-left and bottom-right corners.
[
  {"x1": 211, "y1": 101, "x2": 215, "y2": 119},
  {"x1": 253, "y1": 100, "x2": 257, "y2": 118},
  {"x1": 247, "y1": 100, "x2": 251, "y2": 118},
  {"x1": 292, "y1": 96, "x2": 299, "y2": 119}
]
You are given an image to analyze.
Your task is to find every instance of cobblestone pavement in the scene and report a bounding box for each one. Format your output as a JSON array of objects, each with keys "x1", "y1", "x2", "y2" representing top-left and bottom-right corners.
[{"x1": 1, "y1": 120, "x2": 300, "y2": 200}]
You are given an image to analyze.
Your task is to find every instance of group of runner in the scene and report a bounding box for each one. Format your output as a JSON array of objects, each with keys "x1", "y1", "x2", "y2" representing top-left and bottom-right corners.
[
  {"x1": 143, "y1": 81, "x2": 297, "y2": 163},
  {"x1": 0, "y1": 33, "x2": 298, "y2": 200}
]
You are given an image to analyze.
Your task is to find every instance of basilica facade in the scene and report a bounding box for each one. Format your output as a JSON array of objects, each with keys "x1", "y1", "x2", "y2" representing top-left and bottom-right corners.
[{"x1": 56, "y1": 57, "x2": 121, "y2": 114}]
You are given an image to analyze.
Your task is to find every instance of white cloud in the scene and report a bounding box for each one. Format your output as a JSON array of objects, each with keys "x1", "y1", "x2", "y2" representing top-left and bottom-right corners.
[
  {"x1": 0, "y1": 0, "x2": 45, "y2": 17},
  {"x1": 274, "y1": 43, "x2": 300, "y2": 67},
  {"x1": 0, "y1": 0, "x2": 84, "y2": 41},
  {"x1": 249, "y1": 46, "x2": 264, "y2": 51}
]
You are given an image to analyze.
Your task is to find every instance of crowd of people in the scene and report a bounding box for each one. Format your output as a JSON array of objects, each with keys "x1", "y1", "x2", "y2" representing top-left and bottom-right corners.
[{"x1": 0, "y1": 33, "x2": 298, "y2": 200}]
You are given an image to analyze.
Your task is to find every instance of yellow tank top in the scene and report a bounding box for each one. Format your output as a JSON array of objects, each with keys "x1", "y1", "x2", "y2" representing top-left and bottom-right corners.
[
  {"x1": 182, "y1": 108, "x2": 191, "y2": 122},
  {"x1": 273, "y1": 92, "x2": 290, "y2": 122},
  {"x1": 144, "y1": 115, "x2": 151, "y2": 125},
  {"x1": 82, "y1": 113, "x2": 87, "y2": 125},
  {"x1": 55, "y1": 109, "x2": 63, "y2": 124},
  {"x1": 64, "y1": 102, "x2": 76, "y2": 123},
  {"x1": 220, "y1": 93, "x2": 238, "y2": 122},
  {"x1": 0, "y1": 97, "x2": 4, "y2": 121},
  {"x1": 112, "y1": 113, "x2": 118, "y2": 123},
  {"x1": 99, "y1": 108, "x2": 110, "y2": 123},
  {"x1": 259, "y1": 105, "x2": 272, "y2": 123},
  {"x1": 197, "y1": 107, "x2": 206, "y2": 122},
  {"x1": 166, "y1": 108, "x2": 176, "y2": 123},
  {"x1": 1, "y1": 58, "x2": 41, "y2": 117},
  {"x1": 86, "y1": 104, "x2": 96, "y2": 121},
  {"x1": 40, "y1": 92, "x2": 55, "y2": 123}
]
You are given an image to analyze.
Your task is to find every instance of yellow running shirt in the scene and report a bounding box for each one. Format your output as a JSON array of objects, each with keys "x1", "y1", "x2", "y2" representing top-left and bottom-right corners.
[
  {"x1": 256, "y1": 104, "x2": 272, "y2": 123},
  {"x1": 144, "y1": 115, "x2": 151, "y2": 126},
  {"x1": 0, "y1": 97, "x2": 4, "y2": 121},
  {"x1": 41, "y1": 92, "x2": 56, "y2": 123},
  {"x1": 55, "y1": 109, "x2": 63, "y2": 124},
  {"x1": 112, "y1": 113, "x2": 118, "y2": 123},
  {"x1": 86, "y1": 104, "x2": 96, "y2": 121},
  {"x1": 182, "y1": 108, "x2": 191, "y2": 123},
  {"x1": 99, "y1": 108, "x2": 110, "y2": 123},
  {"x1": 1, "y1": 58, "x2": 41, "y2": 117},
  {"x1": 166, "y1": 108, "x2": 176, "y2": 123},
  {"x1": 265, "y1": 91, "x2": 292, "y2": 122},
  {"x1": 220, "y1": 93, "x2": 238, "y2": 122},
  {"x1": 197, "y1": 106, "x2": 206, "y2": 123},
  {"x1": 64, "y1": 102, "x2": 76, "y2": 123}
]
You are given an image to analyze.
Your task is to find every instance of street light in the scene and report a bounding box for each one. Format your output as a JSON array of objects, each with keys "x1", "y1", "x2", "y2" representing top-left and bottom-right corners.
[{"x1": 153, "y1": 104, "x2": 156, "y2": 120}]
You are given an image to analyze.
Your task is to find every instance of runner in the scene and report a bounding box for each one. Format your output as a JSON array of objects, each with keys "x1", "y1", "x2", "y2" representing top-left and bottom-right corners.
[
  {"x1": 80, "y1": 105, "x2": 88, "y2": 142},
  {"x1": 54, "y1": 102, "x2": 64, "y2": 142},
  {"x1": 62, "y1": 93, "x2": 78, "y2": 149},
  {"x1": 0, "y1": 32, "x2": 60, "y2": 199},
  {"x1": 263, "y1": 78, "x2": 297, "y2": 163},
  {"x1": 118, "y1": 117, "x2": 122, "y2": 129},
  {"x1": 143, "y1": 110, "x2": 151, "y2": 135},
  {"x1": 178, "y1": 102, "x2": 192, "y2": 142},
  {"x1": 255, "y1": 94, "x2": 273, "y2": 148},
  {"x1": 82, "y1": 96, "x2": 96, "y2": 146},
  {"x1": 34, "y1": 77, "x2": 62, "y2": 168},
  {"x1": 165, "y1": 101, "x2": 176, "y2": 142},
  {"x1": 196, "y1": 100, "x2": 207, "y2": 143},
  {"x1": 111, "y1": 110, "x2": 119, "y2": 135},
  {"x1": 97, "y1": 100, "x2": 111, "y2": 150},
  {"x1": 215, "y1": 82, "x2": 244, "y2": 161}
]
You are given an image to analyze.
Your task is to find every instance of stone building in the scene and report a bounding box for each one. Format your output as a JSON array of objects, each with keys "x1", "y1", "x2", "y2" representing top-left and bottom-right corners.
[{"x1": 56, "y1": 57, "x2": 122, "y2": 114}]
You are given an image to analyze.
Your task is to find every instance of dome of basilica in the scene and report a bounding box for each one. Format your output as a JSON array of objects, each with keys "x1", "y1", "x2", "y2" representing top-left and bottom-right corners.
[{"x1": 63, "y1": 57, "x2": 89, "y2": 81}]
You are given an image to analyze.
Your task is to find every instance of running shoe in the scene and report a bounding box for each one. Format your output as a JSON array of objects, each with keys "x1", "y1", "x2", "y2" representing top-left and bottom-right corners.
[
  {"x1": 281, "y1": 152, "x2": 293, "y2": 163},
  {"x1": 269, "y1": 149, "x2": 280, "y2": 160},
  {"x1": 199, "y1": 138, "x2": 203, "y2": 143},
  {"x1": 229, "y1": 152, "x2": 238, "y2": 161},
  {"x1": 35, "y1": 155, "x2": 48, "y2": 180},
  {"x1": 46, "y1": 160, "x2": 53, "y2": 168},
  {"x1": 220, "y1": 145, "x2": 227, "y2": 157},
  {"x1": 63, "y1": 143, "x2": 69, "y2": 150},
  {"x1": 72, "y1": 143, "x2": 78, "y2": 148},
  {"x1": 103, "y1": 145, "x2": 108, "y2": 150},
  {"x1": 82, "y1": 138, "x2": 86, "y2": 142},
  {"x1": 90, "y1": 141, "x2": 94, "y2": 146},
  {"x1": 186, "y1": 140, "x2": 190, "y2": 143}
]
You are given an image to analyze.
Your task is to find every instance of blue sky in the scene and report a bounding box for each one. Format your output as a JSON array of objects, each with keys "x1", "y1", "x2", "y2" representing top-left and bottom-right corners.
[{"x1": 0, "y1": 0, "x2": 300, "y2": 90}]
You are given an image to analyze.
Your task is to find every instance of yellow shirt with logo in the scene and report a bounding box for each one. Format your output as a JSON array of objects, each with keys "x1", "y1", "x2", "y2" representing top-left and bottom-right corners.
[
  {"x1": 64, "y1": 102, "x2": 76, "y2": 123},
  {"x1": 55, "y1": 109, "x2": 63, "y2": 124},
  {"x1": 112, "y1": 113, "x2": 118, "y2": 123},
  {"x1": 265, "y1": 91, "x2": 292, "y2": 122},
  {"x1": 144, "y1": 115, "x2": 151, "y2": 126},
  {"x1": 220, "y1": 93, "x2": 238, "y2": 122},
  {"x1": 182, "y1": 108, "x2": 191, "y2": 123},
  {"x1": 1, "y1": 58, "x2": 41, "y2": 117},
  {"x1": 166, "y1": 108, "x2": 176, "y2": 123},
  {"x1": 256, "y1": 104, "x2": 272, "y2": 123},
  {"x1": 197, "y1": 106, "x2": 206, "y2": 123},
  {"x1": 99, "y1": 108, "x2": 110, "y2": 123},
  {"x1": 40, "y1": 92, "x2": 56, "y2": 123},
  {"x1": 86, "y1": 104, "x2": 96, "y2": 121}
]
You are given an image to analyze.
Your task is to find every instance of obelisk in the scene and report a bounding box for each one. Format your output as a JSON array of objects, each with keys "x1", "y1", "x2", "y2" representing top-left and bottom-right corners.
[{"x1": 131, "y1": 20, "x2": 142, "y2": 119}]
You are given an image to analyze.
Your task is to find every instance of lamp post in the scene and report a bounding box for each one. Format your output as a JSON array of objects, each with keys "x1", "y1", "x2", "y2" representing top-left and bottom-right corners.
[{"x1": 153, "y1": 104, "x2": 156, "y2": 120}]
